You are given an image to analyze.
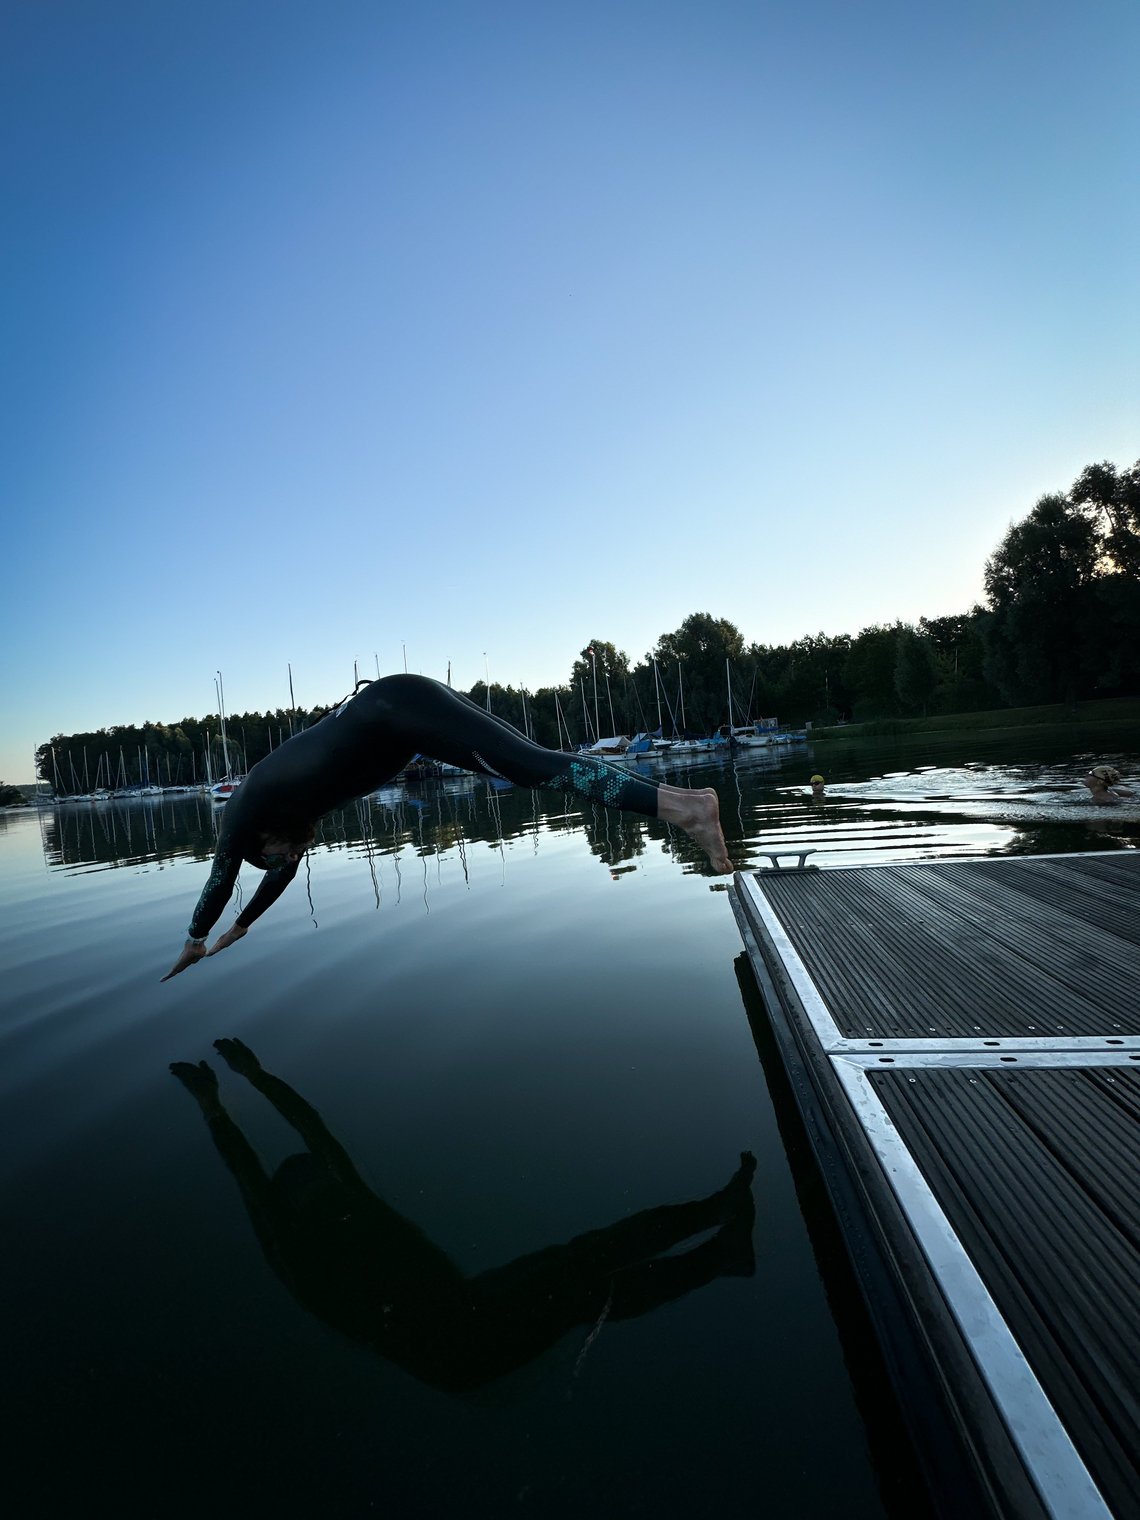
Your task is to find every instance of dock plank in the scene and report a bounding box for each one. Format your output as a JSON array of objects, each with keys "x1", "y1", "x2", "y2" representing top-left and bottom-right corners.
[
  {"x1": 871, "y1": 1066, "x2": 1140, "y2": 1520},
  {"x1": 754, "y1": 856, "x2": 1140, "y2": 1038}
]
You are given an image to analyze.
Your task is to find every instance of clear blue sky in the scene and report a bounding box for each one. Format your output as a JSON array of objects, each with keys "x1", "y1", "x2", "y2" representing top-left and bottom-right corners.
[{"x1": 3, "y1": 0, "x2": 1137, "y2": 781}]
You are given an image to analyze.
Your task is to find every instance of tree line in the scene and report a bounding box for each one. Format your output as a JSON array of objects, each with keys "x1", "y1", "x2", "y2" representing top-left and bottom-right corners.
[{"x1": 36, "y1": 457, "x2": 1139, "y2": 788}]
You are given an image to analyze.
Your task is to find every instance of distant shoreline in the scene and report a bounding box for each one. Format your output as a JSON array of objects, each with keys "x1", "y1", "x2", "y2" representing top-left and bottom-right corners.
[
  {"x1": 13, "y1": 695, "x2": 1139, "y2": 793},
  {"x1": 810, "y1": 695, "x2": 1140, "y2": 743}
]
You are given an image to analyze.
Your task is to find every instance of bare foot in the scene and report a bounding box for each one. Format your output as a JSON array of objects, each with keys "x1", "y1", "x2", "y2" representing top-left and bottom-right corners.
[
  {"x1": 729, "y1": 1150, "x2": 757, "y2": 1189},
  {"x1": 657, "y1": 786, "x2": 734, "y2": 873}
]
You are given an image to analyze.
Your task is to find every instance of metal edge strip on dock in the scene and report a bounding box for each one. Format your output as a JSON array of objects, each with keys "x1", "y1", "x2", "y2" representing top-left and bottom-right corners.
[{"x1": 736, "y1": 871, "x2": 845, "y2": 1049}]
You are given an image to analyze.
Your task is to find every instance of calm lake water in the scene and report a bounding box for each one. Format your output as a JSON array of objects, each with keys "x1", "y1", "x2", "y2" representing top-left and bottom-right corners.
[{"x1": 4, "y1": 725, "x2": 1138, "y2": 1519}]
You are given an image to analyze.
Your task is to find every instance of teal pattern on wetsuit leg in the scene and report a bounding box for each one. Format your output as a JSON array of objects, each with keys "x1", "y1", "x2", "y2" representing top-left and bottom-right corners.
[{"x1": 539, "y1": 756, "x2": 657, "y2": 811}]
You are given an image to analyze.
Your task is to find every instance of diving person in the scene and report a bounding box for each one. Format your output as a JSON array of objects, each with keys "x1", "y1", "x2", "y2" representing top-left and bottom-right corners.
[{"x1": 163, "y1": 673, "x2": 732, "y2": 980}]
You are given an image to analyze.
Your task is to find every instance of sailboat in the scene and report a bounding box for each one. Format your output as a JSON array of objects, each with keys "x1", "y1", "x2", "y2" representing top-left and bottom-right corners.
[
  {"x1": 209, "y1": 671, "x2": 244, "y2": 800},
  {"x1": 720, "y1": 659, "x2": 783, "y2": 747},
  {"x1": 663, "y1": 658, "x2": 707, "y2": 753}
]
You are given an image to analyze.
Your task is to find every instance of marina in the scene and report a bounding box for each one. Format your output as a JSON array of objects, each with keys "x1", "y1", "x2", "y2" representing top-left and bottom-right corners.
[{"x1": 730, "y1": 852, "x2": 1140, "y2": 1519}]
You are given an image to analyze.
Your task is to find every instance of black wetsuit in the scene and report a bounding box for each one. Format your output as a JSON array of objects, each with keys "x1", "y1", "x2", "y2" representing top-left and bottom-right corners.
[{"x1": 189, "y1": 674, "x2": 662, "y2": 939}]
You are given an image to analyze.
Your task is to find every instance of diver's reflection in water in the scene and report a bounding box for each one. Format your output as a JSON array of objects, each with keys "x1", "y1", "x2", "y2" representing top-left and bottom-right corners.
[{"x1": 171, "y1": 1040, "x2": 756, "y2": 1392}]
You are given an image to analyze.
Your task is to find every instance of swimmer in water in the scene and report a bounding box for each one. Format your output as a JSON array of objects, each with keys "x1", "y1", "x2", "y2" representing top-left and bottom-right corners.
[
  {"x1": 809, "y1": 773, "x2": 825, "y2": 799},
  {"x1": 1081, "y1": 765, "x2": 1135, "y2": 803},
  {"x1": 162, "y1": 674, "x2": 733, "y2": 981}
]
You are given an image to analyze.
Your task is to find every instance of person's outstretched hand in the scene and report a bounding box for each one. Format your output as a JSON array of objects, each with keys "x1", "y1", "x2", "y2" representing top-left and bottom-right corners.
[
  {"x1": 214, "y1": 1037, "x2": 260, "y2": 1077},
  {"x1": 161, "y1": 939, "x2": 208, "y2": 982},
  {"x1": 169, "y1": 1059, "x2": 219, "y2": 1102},
  {"x1": 206, "y1": 924, "x2": 248, "y2": 958}
]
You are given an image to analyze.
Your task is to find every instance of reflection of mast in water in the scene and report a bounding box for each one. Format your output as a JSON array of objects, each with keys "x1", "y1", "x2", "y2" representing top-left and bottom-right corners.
[{"x1": 354, "y1": 796, "x2": 381, "y2": 909}]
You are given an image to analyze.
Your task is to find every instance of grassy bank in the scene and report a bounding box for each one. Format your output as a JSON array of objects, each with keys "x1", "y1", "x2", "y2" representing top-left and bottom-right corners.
[{"x1": 810, "y1": 695, "x2": 1140, "y2": 742}]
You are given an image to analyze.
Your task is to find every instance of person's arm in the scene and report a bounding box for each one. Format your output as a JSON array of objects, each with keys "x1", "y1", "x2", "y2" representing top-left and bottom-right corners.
[
  {"x1": 203, "y1": 862, "x2": 299, "y2": 957},
  {"x1": 208, "y1": 860, "x2": 299, "y2": 950},
  {"x1": 161, "y1": 844, "x2": 242, "y2": 981}
]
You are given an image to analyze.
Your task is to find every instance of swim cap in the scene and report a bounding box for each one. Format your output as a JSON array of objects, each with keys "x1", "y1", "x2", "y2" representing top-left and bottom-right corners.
[
  {"x1": 1092, "y1": 765, "x2": 1120, "y2": 785},
  {"x1": 810, "y1": 774, "x2": 825, "y2": 784}
]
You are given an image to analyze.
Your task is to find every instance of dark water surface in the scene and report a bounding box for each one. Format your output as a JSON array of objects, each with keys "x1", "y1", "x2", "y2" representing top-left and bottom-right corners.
[{"x1": 4, "y1": 726, "x2": 1138, "y2": 1518}]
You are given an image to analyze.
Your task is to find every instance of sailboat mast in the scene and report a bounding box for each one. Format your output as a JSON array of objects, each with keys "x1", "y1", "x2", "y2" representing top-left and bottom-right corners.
[
  {"x1": 216, "y1": 672, "x2": 231, "y2": 777},
  {"x1": 652, "y1": 659, "x2": 663, "y2": 733},
  {"x1": 725, "y1": 658, "x2": 735, "y2": 732},
  {"x1": 678, "y1": 660, "x2": 686, "y2": 734}
]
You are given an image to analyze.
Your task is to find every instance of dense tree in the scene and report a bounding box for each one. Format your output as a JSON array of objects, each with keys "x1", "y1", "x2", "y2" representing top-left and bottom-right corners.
[
  {"x1": 643, "y1": 613, "x2": 746, "y2": 734},
  {"x1": 0, "y1": 781, "x2": 24, "y2": 806},
  {"x1": 894, "y1": 626, "x2": 940, "y2": 715},
  {"x1": 983, "y1": 493, "x2": 1100, "y2": 704},
  {"x1": 1085, "y1": 573, "x2": 1140, "y2": 696},
  {"x1": 35, "y1": 705, "x2": 328, "y2": 794},
  {"x1": 918, "y1": 610, "x2": 995, "y2": 713},
  {"x1": 566, "y1": 641, "x2": 633, "y2": 740},
  {"x1": 748, "y1": 633, "x2": 853, "y2": 726},
  {"x1": 1068, "y1": 458, "x2": 1140, "y2": 577},
  {"x1": 843, "y1": 625, "x2": 903, "y2": 720}
]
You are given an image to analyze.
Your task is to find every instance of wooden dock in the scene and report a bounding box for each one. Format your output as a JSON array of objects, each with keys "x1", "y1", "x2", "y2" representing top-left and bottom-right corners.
[{"x1": 729, "y1": 852, "x2": 1140, "y2": 1520}]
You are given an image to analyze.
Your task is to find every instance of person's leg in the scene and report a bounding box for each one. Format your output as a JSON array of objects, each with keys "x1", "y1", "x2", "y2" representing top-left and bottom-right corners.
[
  {"x1": 455, "y1": 1152, "x2": 757, "y2": 1378},
  {"x1": 352, "y1": 675, "x2": 732, "y2": 871},
  {"x1": 474, "y1": 1153, "x2": 755, "y2": 1297}
]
